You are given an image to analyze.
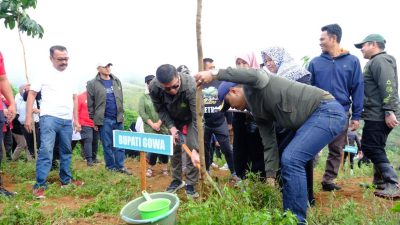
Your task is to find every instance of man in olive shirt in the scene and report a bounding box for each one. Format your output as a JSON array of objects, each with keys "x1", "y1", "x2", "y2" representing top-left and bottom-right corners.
[
  {"x1": 195, "y1": 67, "x2": 347, "y2": 223},
  {"x1": 149, "y1": 64, "x2": 200, "y2": 198},
  {"x1": 354, "y1": 34, "x2": 400, "y2": 198}
]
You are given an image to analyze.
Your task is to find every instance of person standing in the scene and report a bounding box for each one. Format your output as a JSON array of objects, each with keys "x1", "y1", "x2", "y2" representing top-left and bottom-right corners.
[
  {"x1": 0, "y1": 50, "x2": 16, "y2": 196},
  {"x1": 86, "y1": 62, "x2": 131, "y2": 175},
  {"x1": 309, "y1": 23, "x2": 364, "y2": 191},
  {"x1": 138, "y1": 75, "x2": 169, "y2": 177},
  {"x1": 202, "y1": 58, "x2": 237, "y2": 181},
  {"x1": 77, "y1": 91, "x2": 99, "y2": 166},
  {"x1": 25, "y1": 45, "x2": 82, "y2": 199},
  {"x1": 354, "y1": 34, "x2": 400, "y2": 198},
  {"x1": 149, "y1": 64, "x2": 200, "y2": 198}
]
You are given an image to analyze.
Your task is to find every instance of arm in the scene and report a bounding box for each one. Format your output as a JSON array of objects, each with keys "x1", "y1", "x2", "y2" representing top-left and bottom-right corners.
[
  {"x1": 308, "y1": 62, "x2": 316, "y2": 86},
  {"x1": 138, "y1": 94, "x2": 159, "y2": 131},
  {"x1": 149, "y1": 84, "x2": 175, "y2": 129},
  {"x1": 24, "y1": 90, "x2": 38, "y2": 133},
  {"x1": 0, "y1": 76, "x2": 16, "y2": 121},
  {"x1": 86, "y1": 81, "x2": 95, "y2": 120},
  {"x1": 350, "y1": 58, "x2": 364, "y2": 121},
  {"x1": 255, "y1": 119, "x2": 279, "y2": 176},
  {"x1": 73, "y1": 94, "x2": 81, "y2": 132}
]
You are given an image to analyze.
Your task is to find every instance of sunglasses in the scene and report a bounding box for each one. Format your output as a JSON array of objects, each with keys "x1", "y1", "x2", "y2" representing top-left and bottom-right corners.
[{"x1": 162, "y1": 77, "x2": 180, "y2": 91}]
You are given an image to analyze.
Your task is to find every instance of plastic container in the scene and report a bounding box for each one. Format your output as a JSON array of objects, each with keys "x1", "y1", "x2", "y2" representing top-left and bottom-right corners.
[
  {"x1": 120, "y1": 192, "x2": 180, "y2": 225},
  {"x1": 138, "y1": 192, "x2": 171, "y2": 219}
]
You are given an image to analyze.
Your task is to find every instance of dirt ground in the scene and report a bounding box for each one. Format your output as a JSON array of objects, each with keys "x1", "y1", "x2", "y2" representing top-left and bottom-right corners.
[{"x1": 1, "y1": 159, "x2": 398, "y2": 224}]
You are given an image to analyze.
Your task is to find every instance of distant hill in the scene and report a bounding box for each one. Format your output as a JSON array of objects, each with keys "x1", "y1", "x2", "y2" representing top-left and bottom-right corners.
[{"x1": 122, "y1": 79, "x2": 145, "y2": 112}]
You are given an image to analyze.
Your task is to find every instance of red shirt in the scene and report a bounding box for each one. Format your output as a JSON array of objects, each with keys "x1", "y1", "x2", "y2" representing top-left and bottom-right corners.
[
  {"x1": 77, "y1": 91, "x2": 94, "y2": 127},
  {"x1": 0, "y1": 51, "x2": 6, "y2": 111}
]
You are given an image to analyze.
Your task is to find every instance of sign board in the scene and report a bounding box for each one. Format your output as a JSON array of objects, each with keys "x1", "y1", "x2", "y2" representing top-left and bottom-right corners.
[{"x1": 113, "y1": 130, "x2": 173, "y2": 156}]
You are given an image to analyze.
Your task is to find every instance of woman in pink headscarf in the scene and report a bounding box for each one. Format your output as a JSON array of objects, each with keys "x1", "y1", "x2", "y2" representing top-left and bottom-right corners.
[{"x1": 230, "y1": 52, "x2": 268, "y2": 181}]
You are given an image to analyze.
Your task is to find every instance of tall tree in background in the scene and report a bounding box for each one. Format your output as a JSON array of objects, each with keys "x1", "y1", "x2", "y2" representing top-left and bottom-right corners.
[{"x1": 0, "y1": 0, "x2": 44, "y2": 158}]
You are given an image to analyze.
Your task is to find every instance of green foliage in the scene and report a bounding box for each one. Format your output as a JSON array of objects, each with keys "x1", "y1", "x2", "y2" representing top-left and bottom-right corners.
[
  {"x1": 0, "y1": 201, "x2": 47, "y2": 224},
  {"x1": 0, "y1": 0, "x2": 44, "y2": 38},
  {"x1": 124, "y1": 108, "x2": 138, "y2": 130},
  {"x1": 392, "y1": 202, "x2": 400, "y2": 213}
]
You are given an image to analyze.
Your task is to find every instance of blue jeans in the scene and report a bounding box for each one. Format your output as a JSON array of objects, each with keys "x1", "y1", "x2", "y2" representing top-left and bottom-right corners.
[
  {"x1": 99, "y1": 117, "x2": 125, "y2": 170},
  {"x1": 34, "y1": 115, "x2": 73, "y2": 189},
  {"x1": 281, "y1": 100, "x2": 346, "y2": 224}
]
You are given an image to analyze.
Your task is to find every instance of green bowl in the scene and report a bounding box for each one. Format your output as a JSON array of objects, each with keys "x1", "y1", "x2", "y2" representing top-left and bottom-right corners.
[{"x1": 138, "y1": 198, "x2": 171, "y2": 220}]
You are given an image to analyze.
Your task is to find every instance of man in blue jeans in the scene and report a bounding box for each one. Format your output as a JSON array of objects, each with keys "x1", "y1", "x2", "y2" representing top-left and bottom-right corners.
[
  {"x1": 194, "y1": 67, "x2": 346, "y2": 224},
  {"x1": 87, "y1": 61, "x2": 131, "y2": 175},
  {"x1": 25, "y1": 45, "x2": 82, "y2": 199}
]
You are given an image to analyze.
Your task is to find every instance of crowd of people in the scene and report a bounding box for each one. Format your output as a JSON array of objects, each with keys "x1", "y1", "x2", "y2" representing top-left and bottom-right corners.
[{"x1": 0, "y1": 23, "x2": 399, "y2": 224}]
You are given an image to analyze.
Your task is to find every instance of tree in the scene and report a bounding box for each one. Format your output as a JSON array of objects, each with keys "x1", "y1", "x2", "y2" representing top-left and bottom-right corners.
[{"x1": 0, "y1": 0, "x2": 44, "y2": 158}]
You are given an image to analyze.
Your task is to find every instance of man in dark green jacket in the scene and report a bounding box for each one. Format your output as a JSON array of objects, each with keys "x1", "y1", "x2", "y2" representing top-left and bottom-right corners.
[
  {"x1": 195, "y1": 68, "x2": 347, "y2": 224},
  {"x1": 149, "y1": 64, "x2": 200, "y2": 198},
  {"x1": 355, "y1": 34, "x2": 400, "y2": 198},
  {"x1": 86, "y1": 62, "x2": 131, "y2": 175}
]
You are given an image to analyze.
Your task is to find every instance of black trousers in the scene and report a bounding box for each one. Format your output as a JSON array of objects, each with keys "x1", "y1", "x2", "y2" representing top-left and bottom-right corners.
[{"x1": 361, "y1": 120, "x2": 392, "y2": 164}]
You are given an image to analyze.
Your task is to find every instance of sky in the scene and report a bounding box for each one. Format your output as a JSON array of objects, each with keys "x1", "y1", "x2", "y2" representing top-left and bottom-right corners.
[{"x1": 1, "y1": 0, "x2": 399, "y2": 92}]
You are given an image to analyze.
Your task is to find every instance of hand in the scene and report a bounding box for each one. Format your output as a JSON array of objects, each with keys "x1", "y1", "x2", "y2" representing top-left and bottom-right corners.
[
  {"x1": 194, "y1": 71, "x2": 213, "y2": 86},
  {"x1": 191, "y1": 149, "x2": 201, "y2": 169},
  {"x1": 385, "y1": 113, "x2": 399, "y2": 128},
  {"x1": 93, "y1": 125, "x2": 99, "y2": 131},
  {"x1": 24, "y1": 117, "x2": 33, "y2": 133},
  {"x1": 169, "y1": 126, "x2": 179, "y2": 145},
  {"x1": 349, "y1": 120, "x2": 360, "y2": 131},
  {"x1": 74, "y1": 121, "x2": 82, "y2": 132},
  {"x1": 32, "y1": 108, "x2": 40, "y2": 114}
]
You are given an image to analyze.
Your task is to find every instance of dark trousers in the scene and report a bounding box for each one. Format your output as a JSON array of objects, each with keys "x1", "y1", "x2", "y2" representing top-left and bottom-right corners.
[
  {"x1": 22, "y1": 122, "x2": 40, "y2": 158},
  {"x1": 361, "y1": 120, "x2": 392, "y2": 164},
  {"x1": 204, "y1": 122, "x2": 235, "y2": 174},
  {"x1": 2, "y1": 125, "x2": 13, "y2": 160},
  {"x1": 0, "y1": 111, "x2": 4, "y2": 171},
  {"x1": 147, "y1": 153, "x2": 169, "y2": 166},
  {"x1": 72, "y1": 126, "x2": 99, "y2": 161},
  {"x1": 343, "y1": 152, "x2": 355, "y2": 169},
  {"x1": 232, "y1": 113, "x2": 265, "y2": 180}
]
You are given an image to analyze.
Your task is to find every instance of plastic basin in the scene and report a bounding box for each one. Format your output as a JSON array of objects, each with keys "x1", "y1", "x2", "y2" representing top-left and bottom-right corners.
[
  {"x1": 120, "y1": 192, "x2": 180, "y2": 225},
  {"x1": 138, "y1": 198, "x2": 171, "y2": 219}
]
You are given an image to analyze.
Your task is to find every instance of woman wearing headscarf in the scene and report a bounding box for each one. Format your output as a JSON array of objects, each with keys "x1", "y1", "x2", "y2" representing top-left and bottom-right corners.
[
  {"x1": 261, "y1": 46, "x2": 315, "y2": 206},
  {"x1": 231, "y1": 52, "x2": 267, "y2": 181}
]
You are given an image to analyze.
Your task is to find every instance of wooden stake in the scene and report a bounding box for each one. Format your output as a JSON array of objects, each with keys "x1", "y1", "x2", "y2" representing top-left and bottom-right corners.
[{"x1": 140, "y1": 151, "x2": 147, "y2": 191}]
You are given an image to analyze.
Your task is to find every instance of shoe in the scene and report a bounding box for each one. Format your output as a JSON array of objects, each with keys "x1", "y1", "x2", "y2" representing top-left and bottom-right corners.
[
  {"x1": 0, "y1": 187, "x2": 15, "y2": 197},
  {"x1": 185, "y1": 184, "x2": 199, "y2": 198},
  {"x1": 117, "y1": 168, "x2": 132, "y2": 175},
  {"x1": 33, "y1": 188, "x2": 46, "y2": 199},
  {"x1": 61, "y1": 180, "x2": 84, "y2": 188},
  {"x1": 87, "y1": 160, "x2": 94, "y2": 167},
  {"x1": 166, "y1": 180, "x2": 186, "y2": 193},
  {"x1": 211, "y1": 163, "x2": 219, "y2": 169},
  {"x1": 321, "y1": 182, "x2": 341, "y2": 191},
  {"x1": 161, "y1": 167, "x2": 169, "y2": 176},
  {"x1": 374, "y1": 183, "x2": 400, "y2": 199},
  {"x1": 308, "y1": 197, "x2": 316, "y2": 207},
  {"x1": 146, "y1": 168, "x2": 153, "y2": 177},
  {"x1": 92, "y1": 159, "x2": 101, "y2": 164},
  {"x1": 220, "y1": 163, "x2": 229, "y2": 171}
]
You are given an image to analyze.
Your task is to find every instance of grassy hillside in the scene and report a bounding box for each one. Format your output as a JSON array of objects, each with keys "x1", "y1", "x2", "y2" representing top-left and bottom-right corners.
[{"x1": 122, "y1": 80, "x2": 145, "y2": 112}]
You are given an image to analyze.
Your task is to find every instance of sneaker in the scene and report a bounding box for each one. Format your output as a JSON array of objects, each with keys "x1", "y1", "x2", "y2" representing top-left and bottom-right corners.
[
  {"x1": 220, "y1": 163, "x2": 229, "y2": 171},
  {"x1": 211, "y1": 162, "x2": 219, "y2": 169},
  {"x1": 374, "y1": 183, "x2": 400, "y2": 199},
  {"x1": 61, "y1": 180, "x2": 84, "y2": 188},
  {"x1": 33, "y1": 188, "x2": 46, "y2": 199},
  {"x1": 146, "y1": 168, "x2": 153, "y2": 177},
  {"x1": 0, "y1": 187, "x2": 15, "y2": 197},
  {"x1": 185, "y1": 184, "x2": 199, "y2": 198},
  {"x1": 321, "y1": 182, "x2": 341, "y2": 191},
  {"x1": 166, "y1": 180, "x2": 186, "y2": 193},
  {"x1": 117, "y1": 168, "x2": 132, "y2": 175}
]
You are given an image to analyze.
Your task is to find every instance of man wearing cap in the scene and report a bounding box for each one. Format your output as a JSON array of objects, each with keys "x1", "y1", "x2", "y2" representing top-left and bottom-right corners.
[
  {"x1": 354, "y1": 34, "x2": 400, "y2": 198},
  {"x1": 86, "y1": 61, "x2": 131, "y2": 175},
  {"x1": 308, "y1": 23, "x2": 364, "y2": 192},
  {"x1": 194, "y1": 67, "x2": 347, "y2": 223},
  {"x1": 149, "y1": 64, "x2": 200, "y2": 198}
]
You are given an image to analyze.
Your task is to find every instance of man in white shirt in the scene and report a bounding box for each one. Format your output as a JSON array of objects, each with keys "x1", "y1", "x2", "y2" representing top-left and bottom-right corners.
[{"x1": 25, "y1": 45, "x2": 82, "y2": 199}]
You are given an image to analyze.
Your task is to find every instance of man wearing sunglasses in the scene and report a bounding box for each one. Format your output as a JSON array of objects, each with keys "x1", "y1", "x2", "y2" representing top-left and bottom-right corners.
[{"x1": 149, "y1": 64, "x2": 200, "y2": 198}]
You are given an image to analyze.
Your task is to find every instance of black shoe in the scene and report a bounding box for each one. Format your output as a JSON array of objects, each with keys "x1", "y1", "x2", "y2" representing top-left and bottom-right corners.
[
  {"x1": 185, "y1": 184, "x2": 199, "y2": 198},
  {"x1": 0, "y1": 187, "x2": 15, "y2": 197},
  {"x1": 322, "y1": 182, "x2": 341, "y2": 191},
  {"x1": 92, "y1": 159, "x2": 100, "y2": 164},
  {"x1": 308, "y1": 197, "x2": 316, "y2": 207},
  {"x1": 117, "y1": 168, "x2": 132, "y2": 175},
  {"x1": 51, "y1": 160, "x2": 59, "y2": 171},
  {"x1": 87, "y1": 160, "x2": 94, "y2": 167},
  {"x1": 166, "y1": 180, "x2": 185, "y2": 193}
]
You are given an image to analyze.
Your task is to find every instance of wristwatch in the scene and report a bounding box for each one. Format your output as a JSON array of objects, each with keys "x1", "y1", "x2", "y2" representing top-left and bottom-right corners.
[{"x1": 385, "y1": 111, "x2": 394, "y2": 117}]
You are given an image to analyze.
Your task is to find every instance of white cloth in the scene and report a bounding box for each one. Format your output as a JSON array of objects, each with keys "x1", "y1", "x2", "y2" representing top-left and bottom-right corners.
[
  {"x1": 30, "y1": 65, "x2": 78, "y2": 120},
  {"x1": 15, "y1": 93, "x2": 39, "y2": 123},
  {"x1": 72, "y1": 131, "x2": 81, "y2": 140},
  {"x1": 135, "y1": 116, "x2": 144, "y2": 133}
]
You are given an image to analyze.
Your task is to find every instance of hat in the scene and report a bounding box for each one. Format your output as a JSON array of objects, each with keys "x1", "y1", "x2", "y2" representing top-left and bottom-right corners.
[
  {"x1": 218, "y1": 81, "x2": 238, "y2": 112},
  {"x1": 354, "y1": 34, "x2": 386, "y2": 49},
  {"x1": 96, "y1": 61, "x2": 113, "y2": 68},
  {"x1": 145, "y1": 75, "x2": 155, "y2": 83}
]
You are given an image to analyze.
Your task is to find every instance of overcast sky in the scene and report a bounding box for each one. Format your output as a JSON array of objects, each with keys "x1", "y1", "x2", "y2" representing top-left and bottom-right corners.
[{"x1": 1, "y1": 0, "x2": 399, "y2": 91}]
